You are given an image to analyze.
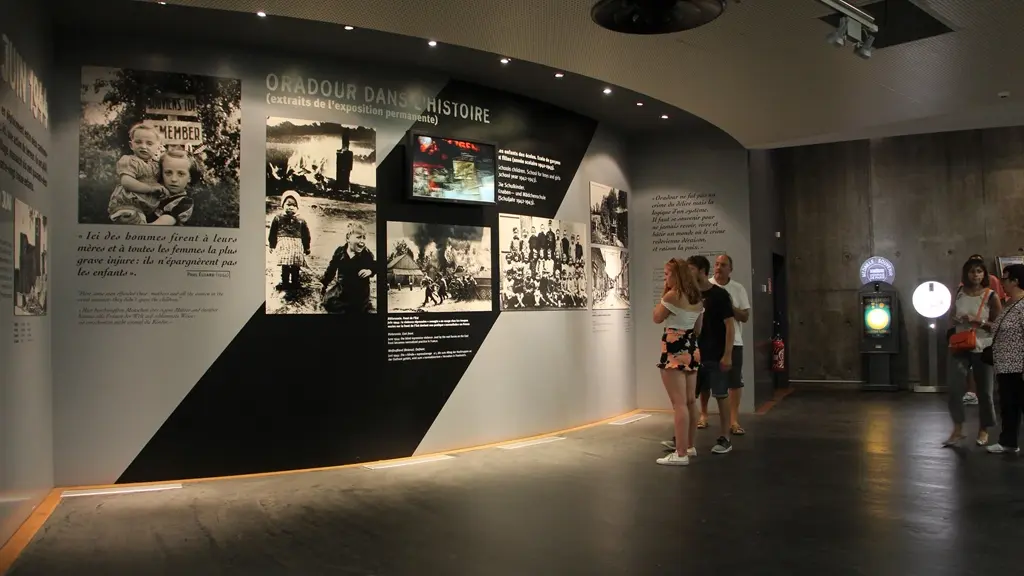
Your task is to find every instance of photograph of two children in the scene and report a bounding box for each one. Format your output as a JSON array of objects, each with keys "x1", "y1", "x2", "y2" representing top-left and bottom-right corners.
[{"x1": 77, "y1": 66, "x2": 378, "y2": 316}]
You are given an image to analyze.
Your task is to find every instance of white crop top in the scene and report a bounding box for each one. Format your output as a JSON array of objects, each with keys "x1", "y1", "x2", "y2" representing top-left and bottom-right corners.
[{"x1": 661, "y1": 299, "x2": 703, "y2": 330}]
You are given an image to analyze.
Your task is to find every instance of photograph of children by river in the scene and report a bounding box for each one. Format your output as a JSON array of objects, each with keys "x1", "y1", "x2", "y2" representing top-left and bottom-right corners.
[{"x1": 265, "y1": 117, "x2": 377, "y2": 315}]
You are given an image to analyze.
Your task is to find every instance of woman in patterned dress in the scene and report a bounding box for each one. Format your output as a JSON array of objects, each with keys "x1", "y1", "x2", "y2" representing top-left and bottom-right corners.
[
  {"x1": 986, "y1": 264, "x2": 1024, "y2": 454},
  {"x1": 653, "y1": 258, "x2": 704, "y2": 466}
]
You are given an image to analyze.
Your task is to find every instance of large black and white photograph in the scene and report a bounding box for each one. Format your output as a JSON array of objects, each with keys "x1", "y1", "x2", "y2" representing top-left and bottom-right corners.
[
  {"x1": 78, "y1": 66, "x2": 242, "y2": 228},
  {"x1": 265, "y1": 117, "x2": 378, "y2": 315},
  {"x1": 498, "y1": 213, "x2": 588, "y2": 310},
  {"x1": 590, "y1": 182, "x2": 628, "y2": 248},
  {"x1": 386, "y1": 221, "x2": 492, "y2": 313},
  {"x1": 591, "y1": 246, "x2": 629, "y2": 310},
  {"x1": 13, "y1": 198, "x2": 47, "y2": 316}
]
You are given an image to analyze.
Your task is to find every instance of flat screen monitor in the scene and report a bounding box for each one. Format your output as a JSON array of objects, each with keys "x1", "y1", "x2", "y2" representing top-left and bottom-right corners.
[
  {"x1": 862, "y1": 294, "x2": 893, "y2": 338},
  {"x1": 409, "y1": 133, "x2": 496, "y2": 206}
]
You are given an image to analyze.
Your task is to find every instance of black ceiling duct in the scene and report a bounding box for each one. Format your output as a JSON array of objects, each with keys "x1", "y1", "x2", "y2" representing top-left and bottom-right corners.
[{"x1": 591, "y1": 0, "x2": 727, "y2": 34}]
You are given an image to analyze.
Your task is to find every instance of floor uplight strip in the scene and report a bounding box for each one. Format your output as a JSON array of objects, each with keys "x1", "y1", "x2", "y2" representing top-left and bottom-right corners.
[
  {"x1": 608, "y1": 413, "x2": 652, "y2": 426},
  {"x1": 497, "y1": 436, "x2": 566, "y2": 450},
  {"x1": 61, "y1": 483, "x2": 183, "y2": 498},
  {"x1": 362, "y1": 454, "x2": 455, "y2": 470}
]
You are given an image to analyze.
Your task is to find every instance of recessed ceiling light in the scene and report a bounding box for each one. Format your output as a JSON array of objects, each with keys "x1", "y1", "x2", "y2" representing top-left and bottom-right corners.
[
  {"x1": 500, "y1": 58, "x2": 511, "y2": 64},
  {"x1": 660, "y1": 114, "x2": 669, "y2": 119},
  {"x1": 344, "y1": 25, "x2": 354, "y2": 30},
  {"x1": 554, "y1": 72, "x2": 564, "y2": 78},
  {"x1": 602, "y1": 87, "x2": 612, "y2": 95},
  {"x1": 158, "y1": 1, "x2": 166, "y2": 4},
  {"x1": 636, "y1": 102, "x2": 643, "y2": 106},
  {"x1": 256, "y1": 10, "x2": 266, "y2": 17},
  {"x1": 428, "y1": 40, "x2": 437, "y2": 47}
]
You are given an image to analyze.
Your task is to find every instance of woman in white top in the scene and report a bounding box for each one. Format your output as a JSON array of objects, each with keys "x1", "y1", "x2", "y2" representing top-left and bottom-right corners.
[
  {"x1": 652, "y1": 258, "x2": 704, "y2": 466},
  {"x1": 944, "y1": 258, "x2": 1002, "y2": 447}
]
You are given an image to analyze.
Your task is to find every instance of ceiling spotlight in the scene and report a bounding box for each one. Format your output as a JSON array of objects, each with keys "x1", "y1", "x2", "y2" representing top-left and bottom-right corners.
[
  {"x1": 660, "y1": 114, "x2": 669, "y2": 119},
  {"x1": 256, "y1": 11, "x2": 267, "y2": 17},
  {"x1": 826, "y1": 16, "x2": 848, "y2": 47},
  {"x1": 500, "y1": 57, "x2": 510, "y2": 64},
  {"x1": 344, "y1": 25, "x2": 354, "y2": 30},
  {"x1": 854, "y1": 34, "x2": 875, "y2": 59},
  {"x1": 636, "y1": 102, "x2": 643, "y2": 106},
  {"x1": 158, "y1": 1, "x2": 166, "y2": 4},
  {"x1": 554, "y1": 72, "x2": 564, "y2": 78},
  {"x1": 428, "y1": 40, "x2": 437, "y2": 47},
  {"x1": 602, "y1": 87, "x2": 612, "y2": 95}
]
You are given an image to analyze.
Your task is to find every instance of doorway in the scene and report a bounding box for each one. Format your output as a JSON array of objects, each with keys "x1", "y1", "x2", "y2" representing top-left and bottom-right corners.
[{"x1": 771, "y1": 252, "x2": 789, "y2": 389}]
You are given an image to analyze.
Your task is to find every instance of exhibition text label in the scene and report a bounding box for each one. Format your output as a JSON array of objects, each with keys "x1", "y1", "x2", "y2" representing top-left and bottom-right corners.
[{"x1": 0, "y1": 33, "x2": 49, "y2": 129}]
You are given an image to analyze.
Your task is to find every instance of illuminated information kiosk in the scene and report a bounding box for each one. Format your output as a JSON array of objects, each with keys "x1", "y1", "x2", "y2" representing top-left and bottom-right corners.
[{"x1": 859, "y1": 280, "x2": 900, "y2": 391}]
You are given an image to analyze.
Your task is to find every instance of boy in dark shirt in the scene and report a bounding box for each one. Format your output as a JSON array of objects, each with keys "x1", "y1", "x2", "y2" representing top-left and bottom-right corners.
[
  {"x1": 321, "y1": 222, "x2": 375, "y2": 313},
  {"x1": 688, "y1": 255, "x2": 735, "y2": 455}
]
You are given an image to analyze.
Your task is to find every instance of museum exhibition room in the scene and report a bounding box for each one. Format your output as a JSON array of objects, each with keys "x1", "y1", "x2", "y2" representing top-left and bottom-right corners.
[{"x1": 2, "y1": 0, "x2": 1024, "y2": 573}]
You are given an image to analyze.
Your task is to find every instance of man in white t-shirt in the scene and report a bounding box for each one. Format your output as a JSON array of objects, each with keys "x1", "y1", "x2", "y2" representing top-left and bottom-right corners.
[{"x1": 707, "y1": 254, "x2": 751, "y2": 435}]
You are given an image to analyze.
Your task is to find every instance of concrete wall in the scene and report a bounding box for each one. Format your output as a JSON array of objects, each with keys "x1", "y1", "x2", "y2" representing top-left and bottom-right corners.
[{"x1": 779, "y1": 126, "x2": 1024, "y2": 385}]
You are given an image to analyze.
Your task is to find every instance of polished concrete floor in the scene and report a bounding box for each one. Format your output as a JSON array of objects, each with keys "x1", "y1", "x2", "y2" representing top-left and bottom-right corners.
[{"x1": 7, "y1": 391, "x2": 1024, "y2": 575}]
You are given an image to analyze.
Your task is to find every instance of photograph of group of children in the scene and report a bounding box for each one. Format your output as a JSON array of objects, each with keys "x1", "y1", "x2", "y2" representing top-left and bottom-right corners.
[{"x1": 497, "y1": 213, "x2": 589, "y2": 310}]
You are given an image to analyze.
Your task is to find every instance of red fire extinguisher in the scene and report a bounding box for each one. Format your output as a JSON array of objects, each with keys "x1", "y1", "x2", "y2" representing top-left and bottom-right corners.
[{"x1": 771, "y1": 323, "x2": 786, "y2": 372}]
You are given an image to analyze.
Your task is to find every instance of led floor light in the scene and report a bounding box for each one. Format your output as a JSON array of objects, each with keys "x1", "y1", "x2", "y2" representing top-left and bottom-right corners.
[
  {"x1": 62, "y1": 483, "x2": 183, "y2": 498},
  {"x1": 609, "y1": 413, "x2": 651, "y2": 425},
  {"x1": 497, "y1": 437, "x2": 566, "y2": 450},
  {"x1": 362, "y1": 454, "x2": 455, "y2": 470}
]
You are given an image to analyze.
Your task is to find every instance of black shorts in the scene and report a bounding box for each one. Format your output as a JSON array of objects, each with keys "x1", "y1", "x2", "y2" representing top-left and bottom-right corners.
[
  {"x1": 697, "y1": 363, "x2": 729, "y2": 399},
  {"x1": 697, "y1": 347, "x2": 744, "y2": 397}
]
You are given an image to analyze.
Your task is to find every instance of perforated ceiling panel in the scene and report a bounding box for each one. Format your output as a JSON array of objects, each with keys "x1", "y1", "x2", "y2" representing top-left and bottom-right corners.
[{"x1": 167, "y1": 0, "x2": 1024, "y2": 148}]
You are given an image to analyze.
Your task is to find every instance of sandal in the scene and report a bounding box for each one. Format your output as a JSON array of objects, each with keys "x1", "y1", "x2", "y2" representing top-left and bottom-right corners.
[
  {"x1": 942, "y1": 434, "x2": 966, "y2": 447},
  {"x1": 976, "y1": 432, "x2": 989, "y2": 446},
  {"x1": 731, "y1": 425, "x2": 746, "y2": 436},
  {"x1": 697, "y1": 417, "x2": 708, "y2": 429}
]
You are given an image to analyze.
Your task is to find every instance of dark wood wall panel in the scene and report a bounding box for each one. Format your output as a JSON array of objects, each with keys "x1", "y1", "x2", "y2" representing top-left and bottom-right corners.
[{"x1": 780, "y1": 125, "x2": 1024, "y2": 385}]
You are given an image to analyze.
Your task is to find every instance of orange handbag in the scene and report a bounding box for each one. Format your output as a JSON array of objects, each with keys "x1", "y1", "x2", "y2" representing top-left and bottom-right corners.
[{"x1": 949, "y1": 289, "x2": 990, "y2": 353}]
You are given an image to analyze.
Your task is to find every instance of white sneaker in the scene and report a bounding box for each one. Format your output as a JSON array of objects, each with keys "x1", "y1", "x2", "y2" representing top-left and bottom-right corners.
[
  {"x1": 687, "y1": 447, "x2": 697, "y2": 457},
  {"x1": 656, "y1": 452, "x2": 690, "y2": 466},
  {"x1": 986, "y1": 443, "x2": 1020, "y2": 454},
  {"x1": 963, "y1": 392, "x2": 979, "y2": 405},
  {"x1": 661, "y1": 439, "x2": 676, "y2": 450}
]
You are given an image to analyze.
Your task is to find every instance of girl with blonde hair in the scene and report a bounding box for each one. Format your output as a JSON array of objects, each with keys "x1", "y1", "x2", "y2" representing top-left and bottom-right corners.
[{"x1": 652, "y1": 257, "x2": 704, "y2": 465}]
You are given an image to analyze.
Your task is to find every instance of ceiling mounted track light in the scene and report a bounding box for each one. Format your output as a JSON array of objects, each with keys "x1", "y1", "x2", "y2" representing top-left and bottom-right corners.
[
  {"x1": 591, "y1": 0, "x2": 728, "y2": 35},
  {"x1": 817, "y1": 0, "x2": 879, "y2": 60}
]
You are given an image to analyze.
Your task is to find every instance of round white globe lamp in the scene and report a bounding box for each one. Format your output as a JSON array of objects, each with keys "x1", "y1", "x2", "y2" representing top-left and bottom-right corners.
[
  {"x1": 912, "y1": 280, "x2": 952, "y2": 393},
  {"x1": 912, "y1": 281, "x2": 952, "y2": 320}
]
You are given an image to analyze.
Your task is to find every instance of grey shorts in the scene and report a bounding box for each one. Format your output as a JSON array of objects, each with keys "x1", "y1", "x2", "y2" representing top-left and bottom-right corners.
[
  {"x1": 728, "y1": 346, "x2": 744, "y2": 389},
  {"x1": 697, "y1": 363, "x2": 729, "y2": 399}
]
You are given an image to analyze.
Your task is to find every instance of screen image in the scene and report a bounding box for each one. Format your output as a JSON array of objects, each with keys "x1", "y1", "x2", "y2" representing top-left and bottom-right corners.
[
  {"x1": 863, "y1": 295, "x2": 892, "y2": 337},
  {"x1": 410, "y1": 134, "x2": 496, "y2": 205}
]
